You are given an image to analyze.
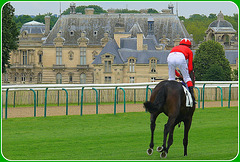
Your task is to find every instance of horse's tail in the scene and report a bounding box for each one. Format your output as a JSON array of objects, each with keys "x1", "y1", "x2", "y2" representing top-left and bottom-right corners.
[{"x1": 144, "y1": 85, "x2": 166, "y2": 113}]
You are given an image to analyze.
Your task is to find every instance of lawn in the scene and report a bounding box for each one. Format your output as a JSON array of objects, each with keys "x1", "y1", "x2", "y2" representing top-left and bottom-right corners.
[{"x1": 2, "y1": 107, "x2": 238, "y2": 160}]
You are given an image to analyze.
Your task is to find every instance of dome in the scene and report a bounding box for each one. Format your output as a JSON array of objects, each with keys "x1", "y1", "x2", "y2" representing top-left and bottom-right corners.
[
  {"x1": 209, "y1": 20, "x2": 233, "y2": 28},
  {"x1": 209, "y1": 11, "x2": 233, "y2": 28},
  {"x1": 20, "y1": 20, "x2": 45, "y2": 34},
  {"x1": 23, "y1": 20, "x2": 45, "y2": 26}
]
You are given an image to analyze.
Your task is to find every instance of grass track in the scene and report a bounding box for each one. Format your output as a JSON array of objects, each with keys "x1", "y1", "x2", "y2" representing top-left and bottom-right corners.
[{"x1": 2, "y1": 107, "x2": 239, "y2": 160}]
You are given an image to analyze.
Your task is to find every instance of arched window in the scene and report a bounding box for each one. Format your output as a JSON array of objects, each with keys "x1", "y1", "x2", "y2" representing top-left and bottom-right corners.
[
  {"x1": 80, "y1": 73, "x2": 86, "y2": 84},
  {"x1": 56, "y1": 73, "x2": 62, "y2": 84}
]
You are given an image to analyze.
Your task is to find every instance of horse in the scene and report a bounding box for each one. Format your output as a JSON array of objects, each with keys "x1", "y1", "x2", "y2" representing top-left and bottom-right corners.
[{"x1": 143, "y1": 72, "x2": 195, "y2": 158}]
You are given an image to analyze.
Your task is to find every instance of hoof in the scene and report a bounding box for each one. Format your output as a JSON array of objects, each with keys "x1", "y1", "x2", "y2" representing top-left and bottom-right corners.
[
  {"x1": 147, "y1": 148, "x2": 153, "y2": 155},
  {"x1": 156, "y1": 146, "x2": 163, "y2": 152},
  {"x1": 160, "y1": 151, "x2": 167, "y2": 158}
]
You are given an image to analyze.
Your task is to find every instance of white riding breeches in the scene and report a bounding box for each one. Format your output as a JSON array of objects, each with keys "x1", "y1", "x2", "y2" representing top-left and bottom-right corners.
[{"x1": 167, "y1": 52, "x2": 192, "y2": 83}]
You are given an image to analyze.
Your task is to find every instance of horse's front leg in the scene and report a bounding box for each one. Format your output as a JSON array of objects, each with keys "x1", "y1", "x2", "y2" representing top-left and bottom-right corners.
[
  {"x1": 147, "y1": 113, "x2": 158, "y2": 155},
  {"x1": 183, "y1": 118, "x2": 192, "y2": 156}
]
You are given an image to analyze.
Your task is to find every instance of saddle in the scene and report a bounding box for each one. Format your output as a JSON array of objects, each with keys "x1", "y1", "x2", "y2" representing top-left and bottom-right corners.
[{"x1": 182, "y1": 85, "x2": 193, "y2": 107}]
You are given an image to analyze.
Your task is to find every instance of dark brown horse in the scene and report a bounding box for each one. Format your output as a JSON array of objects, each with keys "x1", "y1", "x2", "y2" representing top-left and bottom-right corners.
[{"x1": 144, "y1": 73, "x2": 195, "y2": 158}]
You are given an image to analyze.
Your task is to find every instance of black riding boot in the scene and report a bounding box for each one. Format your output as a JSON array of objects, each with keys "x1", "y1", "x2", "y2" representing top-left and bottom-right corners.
[{"x1": 188, "y1": 86, "x2": 196, "y2": 105}]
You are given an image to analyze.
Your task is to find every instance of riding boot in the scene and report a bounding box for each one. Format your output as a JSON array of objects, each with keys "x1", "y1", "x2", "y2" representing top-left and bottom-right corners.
[{"x1": 188, "y1": 86, "x2": 196, "y2": 105}]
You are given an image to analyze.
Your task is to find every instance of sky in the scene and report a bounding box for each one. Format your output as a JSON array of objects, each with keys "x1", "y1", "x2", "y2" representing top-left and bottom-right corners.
[{"x1": 9, "y1": 1, "x2": 239, "y2": 18}]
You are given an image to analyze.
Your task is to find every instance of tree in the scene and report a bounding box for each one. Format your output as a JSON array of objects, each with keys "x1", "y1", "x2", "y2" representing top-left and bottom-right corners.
[
  {"x1": 193, "y1": 40, "x2": 232, "y2": 81},
  {"x1": 202, "y1": 64, "x2": 225, "y2": 81},
  {"x1": 2, "y1": 2, "x2": 19, "y2": 73},
  {"x1": 231, "y1": 69, "x2": 238, "y2": 81},
  {"x1": 147, "y1": 8, "x2": 158, "y2": 13},
  {"x1": 62, "y1": 5, "x2": 107, "y2": 15}
]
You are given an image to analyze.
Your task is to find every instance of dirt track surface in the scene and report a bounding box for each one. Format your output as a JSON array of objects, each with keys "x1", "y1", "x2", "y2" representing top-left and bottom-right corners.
[{"x1": 3, "y1": 101, "x2": 238, "y2": 118}]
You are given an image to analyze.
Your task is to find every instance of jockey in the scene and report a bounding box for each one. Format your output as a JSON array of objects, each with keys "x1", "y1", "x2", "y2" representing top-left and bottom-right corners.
[{"x1": 167, "y1": 38, "x2": 195, "y2": 103}]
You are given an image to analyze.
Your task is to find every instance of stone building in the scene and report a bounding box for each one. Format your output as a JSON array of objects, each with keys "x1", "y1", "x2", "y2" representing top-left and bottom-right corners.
[
  {"x1": 3, "y1": 3, "x2": 238, "y2": 84},
  {"x1": 205, "y1": 11, "x2": 238, "y2": 49}
]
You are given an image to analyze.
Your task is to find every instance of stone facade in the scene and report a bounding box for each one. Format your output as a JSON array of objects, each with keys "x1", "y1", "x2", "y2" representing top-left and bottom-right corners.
[{"x1": 3, "y1": 4, "x2": 238, "y2": 84}]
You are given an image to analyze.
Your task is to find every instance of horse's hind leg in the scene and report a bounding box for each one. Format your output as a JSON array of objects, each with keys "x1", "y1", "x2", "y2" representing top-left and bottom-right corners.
[
  {"x1": 147, "y1": 113, "x2": 159, "y2": 155},
  {"x1": 160, "y1": 116, "x2": 176, "y2": 158},
  {"x1": 183, "y1": 118, "x2": 193, "y2": 156}
]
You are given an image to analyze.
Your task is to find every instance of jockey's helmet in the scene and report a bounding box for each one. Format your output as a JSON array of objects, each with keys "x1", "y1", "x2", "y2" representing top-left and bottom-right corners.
[{"x1": 179, "y1": 38, "x2": 191, "y2": 47}]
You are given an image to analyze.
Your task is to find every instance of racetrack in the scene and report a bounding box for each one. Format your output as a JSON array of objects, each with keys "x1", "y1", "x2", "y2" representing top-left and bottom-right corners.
[
  {"x1": 2, "y1": 106, "x2": 238, "y2": 160},
  {"x1": 3, "y1": 100, "x2": 238, "y2": 118}
]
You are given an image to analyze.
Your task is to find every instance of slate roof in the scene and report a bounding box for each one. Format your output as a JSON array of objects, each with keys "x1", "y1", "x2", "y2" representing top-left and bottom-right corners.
[
  {"x1": 92, "y1": 39, "x2": 124, "y2": 64},
  {"x1": 43, "y1": 13, "x2": 190, "y2": 46},
  {"x1": 120, "y1": 37, "x2": 159, "y2": 50},
  {"x1": 93, "y1": 39, "x2": 238, "y2": 65}
]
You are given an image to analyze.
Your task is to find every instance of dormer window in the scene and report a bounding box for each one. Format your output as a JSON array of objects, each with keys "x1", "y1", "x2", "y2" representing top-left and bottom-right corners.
[
  {"x1": 22, "y1": 31, "x2": 28, "y2": 38},
  {"x1": 70, "y1": 30, "x2": 74, "y2": 36}
]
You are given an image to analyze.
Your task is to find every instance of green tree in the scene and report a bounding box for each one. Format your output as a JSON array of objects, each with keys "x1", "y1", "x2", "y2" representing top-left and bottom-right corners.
[
  {"x1": 62, "y1": 5, "x2": 107, "y2": 15},
  {"x1": 2, "y1": 2, "x2": 19, "y2": 73},
  {"x1": 193, "y1": 40, "x2": 232, "y2": 81},
  {"x1": 231, "y1": 69, "x2": 238, "y2": 81},
  {"x1": 202, "y1": 64, "x2": 225, "y2": 81},
  {"x1": 34, "y1": 13, "x2": 58, "y2": 29},
  {"x1": 147, "y1": 8, "x2": 158, "y2": 13}
]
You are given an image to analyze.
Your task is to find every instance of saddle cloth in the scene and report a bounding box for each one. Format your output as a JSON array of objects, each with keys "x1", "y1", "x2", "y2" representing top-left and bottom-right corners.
[{"x1": 182, "y1": 85, "x2": 193, "y2": 107}]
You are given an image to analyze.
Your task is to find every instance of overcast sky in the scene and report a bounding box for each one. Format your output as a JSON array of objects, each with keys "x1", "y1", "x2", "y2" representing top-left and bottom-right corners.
[{"x1": 10, "y1": 1, "x2": 238, "y2": 18}]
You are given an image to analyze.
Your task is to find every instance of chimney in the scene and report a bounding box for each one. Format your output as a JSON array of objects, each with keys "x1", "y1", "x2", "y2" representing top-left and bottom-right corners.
[
  {"x1": 85, "y1": 8, "x2": 94, "y2": 15},
  {"x1": 44, "y1": 16, "x2": 50, "y2": 36},
  {"x1": 70, "y1": 2, "x2": 76, "y2": 14},
  {"x1": 137, "y1": 32, "x2": 143, "y2": 50}
]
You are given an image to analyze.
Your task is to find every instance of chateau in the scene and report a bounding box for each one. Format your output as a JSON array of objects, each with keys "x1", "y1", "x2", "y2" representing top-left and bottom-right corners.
[{"x1": 3, "y1": 3, "x2": 238, "y2": 84}]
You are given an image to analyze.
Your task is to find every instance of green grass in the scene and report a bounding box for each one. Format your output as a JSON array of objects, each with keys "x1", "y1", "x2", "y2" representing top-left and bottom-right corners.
[{"x1": 2, "y1": 107, "x2": 238, "y2": 160}]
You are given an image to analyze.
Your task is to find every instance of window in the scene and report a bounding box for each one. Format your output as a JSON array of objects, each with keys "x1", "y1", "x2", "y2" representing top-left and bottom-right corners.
[
  {"x1": 104, "y1": 76, "x2": 111, "y2": 84},
  {"x1": 69, "y1": 73, "x2": 73, "y2": 83},
  {"x1": 56, "y1": 47, "x2": 62, "y2": 65},
  {"x1": 80, "y1": 47, "x2": 86, "y2": 65},
  {"x1": 80, "y1": 73, "x2": 86, "y2": 84},
  {"x1": 39, "y1": 54, "x2": 42, "y2": 63},
  {"x1": 94, "y1": 31, "x2": 98, "y2": 36},
  {"x1": 29, "y1": 74, "x2": 33, "y2": 82},
  {"x1": 38, "y1": 73, "x2": 42, "y2": 83},
  {"x1": 22, "y1": 51, "x2": 27, "y2": 65},
  {"x1": 21, "y1": 73, "x2": 26, "y2": 82},
  {"x1": 56, "y1": 73, "x2": 62, "y2": 84},
  {"x1": 104, "y1": 61, "x2": 111, "y2": 72},
  {"x1": 151, "y1": 59, "x2": 156, "y2": 73},
  {"x1": 129, "y1": 59, "x2": 135, "y2": 72},
  {"x1": 14, "y1": 73, "x2": 18, "y2": 82},
  {"x1": 130, "y1": 77, "x2": 135, "y2": 83},
  {"x1": 70, "y1": 30, "x2": 74, "y2": 36}
]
